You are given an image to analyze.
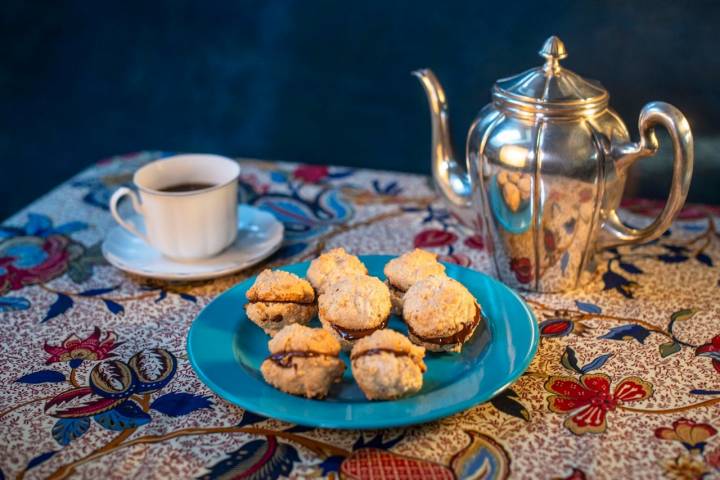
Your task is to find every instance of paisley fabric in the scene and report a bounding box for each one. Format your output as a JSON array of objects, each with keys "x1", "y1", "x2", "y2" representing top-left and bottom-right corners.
[{"x1": 2, "y1": 151, "x2": 720, "y2": 479}]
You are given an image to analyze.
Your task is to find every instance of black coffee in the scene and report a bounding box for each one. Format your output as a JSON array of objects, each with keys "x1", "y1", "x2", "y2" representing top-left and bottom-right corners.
[{"x1": 158, "y1": 182, "x2": 215, "y2": 193}]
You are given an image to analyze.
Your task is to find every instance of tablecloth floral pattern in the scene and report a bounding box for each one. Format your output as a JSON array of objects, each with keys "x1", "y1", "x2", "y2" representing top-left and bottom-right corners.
[{"x1": 2, "y1": 151, "x2": 720, "y2": 479}]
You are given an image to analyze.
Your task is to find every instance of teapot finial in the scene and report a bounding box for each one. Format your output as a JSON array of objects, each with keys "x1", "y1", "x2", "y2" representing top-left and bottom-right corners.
[{"x1": 539, "y1": 36, "x2": 567, "y2": 74}]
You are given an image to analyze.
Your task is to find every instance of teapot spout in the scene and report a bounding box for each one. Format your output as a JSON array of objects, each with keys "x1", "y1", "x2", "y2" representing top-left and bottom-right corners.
[{"x1": 412, "y1": 69, "x2": 474, "y2": 227}]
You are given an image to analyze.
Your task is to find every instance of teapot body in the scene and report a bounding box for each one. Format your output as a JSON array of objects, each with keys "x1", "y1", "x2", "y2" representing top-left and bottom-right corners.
[
  {"x1": 416, "y1": 37, "x2": 693, "y2": 293},
  {"x1": 469, "y1": 103, "x2": 630, "y2": 292}
]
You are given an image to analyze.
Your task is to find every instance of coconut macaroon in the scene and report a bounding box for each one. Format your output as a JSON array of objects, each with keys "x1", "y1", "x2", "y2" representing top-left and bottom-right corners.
[
  {"x1": 260, "y1": 324, "x2": 345, "y2": 399},
  {"x1": 245, "y1": 269, "x2": 317, "y2": 336},
  {"x1": 350, "y1": 329, "x2": 426, "y2": 400},
  {"x1": 306, "y1": 247, "x2": 368, "y2": 294},
  {"x1": 318, "y1": 273, "x2": 392, "y2": 351},
  {"x1": 403, "y1": 275, "x2": 481, "y2": 352},
  {"x1": 383, "y1": 249, "x2": 446, "y2": 315}
]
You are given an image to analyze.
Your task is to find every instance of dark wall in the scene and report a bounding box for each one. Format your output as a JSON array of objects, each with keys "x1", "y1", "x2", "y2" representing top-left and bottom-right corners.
[{"x1": 2, "y1": 0, "x2": 719, "y2": 219}]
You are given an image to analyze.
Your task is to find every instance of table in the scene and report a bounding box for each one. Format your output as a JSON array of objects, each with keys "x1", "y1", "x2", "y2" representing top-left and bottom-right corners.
[{"x1": 2, "y1": 151, "x2": 720, "y2": 480}]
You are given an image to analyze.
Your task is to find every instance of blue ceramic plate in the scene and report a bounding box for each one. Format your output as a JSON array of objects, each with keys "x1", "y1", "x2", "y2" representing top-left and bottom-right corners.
[{"x1": 187, "y1": 255, "x2": 538, "y2": 429}]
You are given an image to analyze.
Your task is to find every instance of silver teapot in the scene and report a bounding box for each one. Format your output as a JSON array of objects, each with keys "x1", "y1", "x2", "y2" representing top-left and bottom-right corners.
[{"x1": 415, "y1": 36, "x2": 693, "y2": 292}]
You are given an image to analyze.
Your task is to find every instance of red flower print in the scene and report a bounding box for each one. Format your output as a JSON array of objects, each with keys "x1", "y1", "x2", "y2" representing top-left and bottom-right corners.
[
  {"x1": 0, "y1": 235, "x2": 78, "y2": 294},
  {"x1": 293, "y1": 164, "x2": 329, "y2": 183},
  {"x1": 553, "y1": 468, "x2": 587, "y2": 480},
  {"x1": 45, "y1": 386, "x2": 124, "y2": 418},
  {"x1": 509, "y1": 257, "x2": 533, "y2": 284},
  {"x1": 414, "y1": 229, "x2": 458, "y2": 248},
  {"x1": 239, "y1": 173, "x2": 269, "y2": 194},
  {"x1": 44, "y1": 327, "x2": 122, "y2": 365},
  {"x1": 463, "y1": 235, "x2": 484, "y2": 250},
  {"x1": 539, "y1": 319, "x2": 574, "y2": 337},
  {"x1": 695, "y1": 335, "x2": 720, "y2": 374},
  {"x1": 545, "y1": 373, "x2": 653, "y2": 435},
  {"x1": 438, "y1": 253, "x2": 471, "y2": 267},
  {"x1": 655, "y1": 418, "x2": 717, "y2": 452}
]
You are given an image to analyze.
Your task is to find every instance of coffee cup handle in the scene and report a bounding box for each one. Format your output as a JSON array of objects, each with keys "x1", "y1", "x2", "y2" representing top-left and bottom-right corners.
[{"x1": 110, "y1": 187, "x2": 149, "y2": 243}]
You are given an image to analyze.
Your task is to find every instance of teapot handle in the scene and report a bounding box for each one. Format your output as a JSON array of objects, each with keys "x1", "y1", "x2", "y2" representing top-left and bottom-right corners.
[{"x1": 600, "y1": 101, "x2": 693, "y2": 248}]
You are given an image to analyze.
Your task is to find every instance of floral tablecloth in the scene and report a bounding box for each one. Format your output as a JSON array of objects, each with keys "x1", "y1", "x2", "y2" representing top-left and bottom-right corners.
[{"x1": 2, "y1": 151, "x2": 720, "y2": 480}]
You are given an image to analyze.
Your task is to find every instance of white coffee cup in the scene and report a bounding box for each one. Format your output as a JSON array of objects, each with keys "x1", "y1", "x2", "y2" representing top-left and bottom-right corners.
[{"x1": 109, "y1": 154, "x2": 240, "y2": 260}]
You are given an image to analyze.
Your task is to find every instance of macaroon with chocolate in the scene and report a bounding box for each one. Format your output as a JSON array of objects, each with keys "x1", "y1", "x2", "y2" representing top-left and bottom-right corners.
[
  {"x1": 318, "y1": 273, "x2": 392, "y2": 351},
  {"x1": 350, "y1": 329, "x2": 426, "y2": 400},
  {"x1": 245, "y1": 269, "x2": 317, "y2": 337},
  {"x1": 383, "y1": 249, "x2": 446, "y2": 315},
  {"x1": 403, "y1": 275, "x2": 481, "y2": 353},
  {"x1": 306, "y1": 247, "x2": 368, "y2": 294},
  {"x1": 260, "y1": 324, "x2": 345, "y2": 398}
]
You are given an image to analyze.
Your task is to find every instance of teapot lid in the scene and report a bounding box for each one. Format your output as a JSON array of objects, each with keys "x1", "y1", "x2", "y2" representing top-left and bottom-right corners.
[{"x1": 493, "y1": 36, "x2": 609, "y2": 117}]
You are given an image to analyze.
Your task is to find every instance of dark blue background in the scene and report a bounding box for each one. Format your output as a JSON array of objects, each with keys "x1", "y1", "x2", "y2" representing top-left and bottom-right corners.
[{"x1": 2, "y1": 0, "x2": 719, "y2": 219}]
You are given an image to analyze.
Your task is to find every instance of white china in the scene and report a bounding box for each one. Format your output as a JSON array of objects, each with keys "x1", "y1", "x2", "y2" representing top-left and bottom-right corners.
[
  {"x1": 102, "y1": 205, "x2": 284, "y2": 280},
  {"x1": 109, "y1": 154, "x2": 240, "y2": 260}
]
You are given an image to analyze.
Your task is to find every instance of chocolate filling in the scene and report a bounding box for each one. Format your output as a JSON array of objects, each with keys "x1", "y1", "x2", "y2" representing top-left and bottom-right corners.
[
  {"x1": 268, "y1": 350, "x2": 333, "y2": 368},
  {"x1": 408, "y1": 305, "x2": 481, "y2": 346},
  {"x1": 387, "y1": 282, "x2": 406, "y2": 296},
  {"x1": 350, "y1": 347, "x2": 410, "y2": 361},
  {"x1": 351, "y1": 348, "x2": 426, "y2": 372},
  {"x1": 248, "y1": 299, "x2": 315, "y2": 305},
  {"x1": 247, "y1": 300, "x2": 316, "y2": 322},
  {"x1": 331, "y1": 317, "x2": 389, "y2": 341}
]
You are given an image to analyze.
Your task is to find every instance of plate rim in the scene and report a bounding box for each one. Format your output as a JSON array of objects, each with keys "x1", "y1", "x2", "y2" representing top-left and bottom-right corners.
[
  {"x1": 101, "y1": 204, "x2": 283, "y2": 280},
  {"x1": 187, "y1": 254, "x2": 539, "y2": 429}
]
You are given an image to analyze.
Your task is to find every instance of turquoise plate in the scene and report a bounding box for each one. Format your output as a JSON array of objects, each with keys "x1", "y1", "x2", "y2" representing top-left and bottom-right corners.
[{"x1": 187, "y1": 255, "x2": 538, "y2": 429}]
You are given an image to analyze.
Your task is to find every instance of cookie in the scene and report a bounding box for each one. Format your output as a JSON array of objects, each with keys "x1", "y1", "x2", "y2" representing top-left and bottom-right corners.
[
  {"x1": 403, "y1": 275, "x2": 481, "y2": 352},
  {"x1": 260, "y1": 324, "x2": 345, "y2": 399},
  {"x1": 306, "y1": 248, "x2": 368, "y2": 294},
  {"x1": 350, "y1": 329, "x2": 426, "y2": 400},
  {"x1": 383, "y1": 249, "x2": 445, "y2": 314},
  {"x1": 245, "y1": 269, "x2": 317, "y2": 336},
  {"x1": 247, "y1": 269, "x2": 315, "y2": 303},
  {"x1": 318, "y1": 273, "x2": 392, "y2": 351}
]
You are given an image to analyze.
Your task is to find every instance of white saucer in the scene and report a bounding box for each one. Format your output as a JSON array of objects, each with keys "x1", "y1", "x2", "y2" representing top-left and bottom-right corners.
[{"x1": 102, "y1": 205, "x2": 284, "y2": 280}]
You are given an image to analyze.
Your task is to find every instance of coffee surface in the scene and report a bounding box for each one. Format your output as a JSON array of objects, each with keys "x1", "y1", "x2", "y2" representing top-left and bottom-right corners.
[{"x1": 158, "y1": 182, "x2": 215, "y2": 193}]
